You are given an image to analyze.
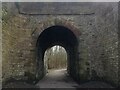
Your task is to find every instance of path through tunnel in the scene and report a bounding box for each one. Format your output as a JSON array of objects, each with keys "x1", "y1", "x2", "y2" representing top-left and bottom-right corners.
[{"x1": 36, "y1": 25, "x2": 79, "y2": 83}]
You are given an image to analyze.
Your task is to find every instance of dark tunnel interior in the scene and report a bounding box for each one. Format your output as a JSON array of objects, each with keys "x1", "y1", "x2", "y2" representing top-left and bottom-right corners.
[
  {"x1": 37, "y1": 25, "x2": 78, "y2": 51},
  {"x1": 36, "y1": 25, "x2": 79, "y2": 81}
]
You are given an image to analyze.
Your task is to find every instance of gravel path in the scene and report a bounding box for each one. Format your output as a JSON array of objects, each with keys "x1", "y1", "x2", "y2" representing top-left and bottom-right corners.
[
  {"x1": 3, "y1": 69, "x2": 114, "y2": 89},
  {"x1": 36, "y1": 69, "x2": 79, "y2": 88},
  {"x1": 36, "y1": 69, "x2": 114, "y2": 89}
]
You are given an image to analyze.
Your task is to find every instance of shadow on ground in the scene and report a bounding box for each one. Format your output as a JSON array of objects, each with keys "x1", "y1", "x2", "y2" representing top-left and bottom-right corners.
[{"x1": 2, "y1": 69, "x2": 115, "y2": 89}]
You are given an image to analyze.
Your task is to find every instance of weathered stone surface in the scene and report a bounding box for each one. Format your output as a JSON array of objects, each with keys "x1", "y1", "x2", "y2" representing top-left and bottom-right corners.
[
  {"x1": 17, "y1": 2, "x2": 95, "y2": 15},
  {"x1": 118, "y1": 2, "x2": 120, "y2": 87},
  {"x1": 2, "y1": 2, "x2": 119, "y2": 87},
  {"x1": 0, "y1": 2, "x2": 2, "y2": 89}
]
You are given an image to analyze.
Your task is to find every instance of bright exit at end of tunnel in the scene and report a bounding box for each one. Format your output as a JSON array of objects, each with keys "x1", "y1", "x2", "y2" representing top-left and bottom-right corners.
[
  {"x1": 36, "y1": 45, "x2": 80, "y2": 88},
  {"x1": 44, "y1": 45, "x2": 67, "y2": 71}
]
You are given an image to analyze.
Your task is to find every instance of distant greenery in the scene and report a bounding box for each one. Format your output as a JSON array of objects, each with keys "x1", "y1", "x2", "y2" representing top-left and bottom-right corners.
[{"x1": 44, "y1": 45, "x2": 67, "y2": 69}]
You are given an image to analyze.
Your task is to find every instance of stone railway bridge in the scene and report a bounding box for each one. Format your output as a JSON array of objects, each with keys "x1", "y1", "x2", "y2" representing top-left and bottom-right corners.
[{"x1": 2, "y1": 2, "x2": 120, "y2": 87}]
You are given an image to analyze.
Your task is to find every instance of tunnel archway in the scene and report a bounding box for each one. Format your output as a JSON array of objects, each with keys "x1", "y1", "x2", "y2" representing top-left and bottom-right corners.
[
  {"x1": 44, "y1": 45, "x2": 67, "y2": 71},
  {"x1": 36, "y1": 25, "x2": 79, "y2": 82}
]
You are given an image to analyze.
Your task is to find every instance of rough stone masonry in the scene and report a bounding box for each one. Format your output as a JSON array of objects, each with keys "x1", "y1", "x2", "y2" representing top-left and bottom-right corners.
[{"x1": 2, "y1": 2, "x2": 120, "y2": 87}]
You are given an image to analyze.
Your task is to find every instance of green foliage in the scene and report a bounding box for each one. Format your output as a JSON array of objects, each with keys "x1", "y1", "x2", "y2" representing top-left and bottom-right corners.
[
  {"x1": 2, "y1": 3, "x2": 14, "y2": 24},
  {"x1": 2, "y1": 4, "x2": 9, "y2": 23},
  {"x1": 44, "y1": 46, "x2": 67, "y2": 69}
]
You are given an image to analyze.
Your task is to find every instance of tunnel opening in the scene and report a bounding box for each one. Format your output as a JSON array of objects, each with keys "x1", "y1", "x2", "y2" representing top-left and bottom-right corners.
[
  {"x1": 36, "y1": 25, "x2": 79, "y2": 83},
  {"x1": 44, "y1": 45, "x2": 67, "y2": 72}
]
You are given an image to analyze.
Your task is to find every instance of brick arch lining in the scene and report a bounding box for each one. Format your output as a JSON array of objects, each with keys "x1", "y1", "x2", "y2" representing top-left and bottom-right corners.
[
  {"x1": 32, "y1": 18, "x2": 80, "y2": 40},
  {"x1": 35, "y1": 25, "x2": 80, "y2": 83}
]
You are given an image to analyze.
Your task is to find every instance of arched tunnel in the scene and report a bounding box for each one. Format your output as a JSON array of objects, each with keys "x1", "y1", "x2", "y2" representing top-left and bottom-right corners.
[
  {"x1": 35, "y1": 25, "x2": 79, "y2": 83},
  {"x1": 2, "y1": 2, "x2": 119, "y2": 88}
]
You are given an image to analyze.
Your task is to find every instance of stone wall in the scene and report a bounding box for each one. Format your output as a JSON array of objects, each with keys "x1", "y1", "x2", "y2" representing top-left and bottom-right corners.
[
  {"x1": 0, "y1": 2, "x2": 2, "y2": 89},
  {"x1": 118, "y1": 2, "x2": 120, "y2": 87},
  {"x1": 2, "y1": 2, "x2": 119, "y2": 87}
]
